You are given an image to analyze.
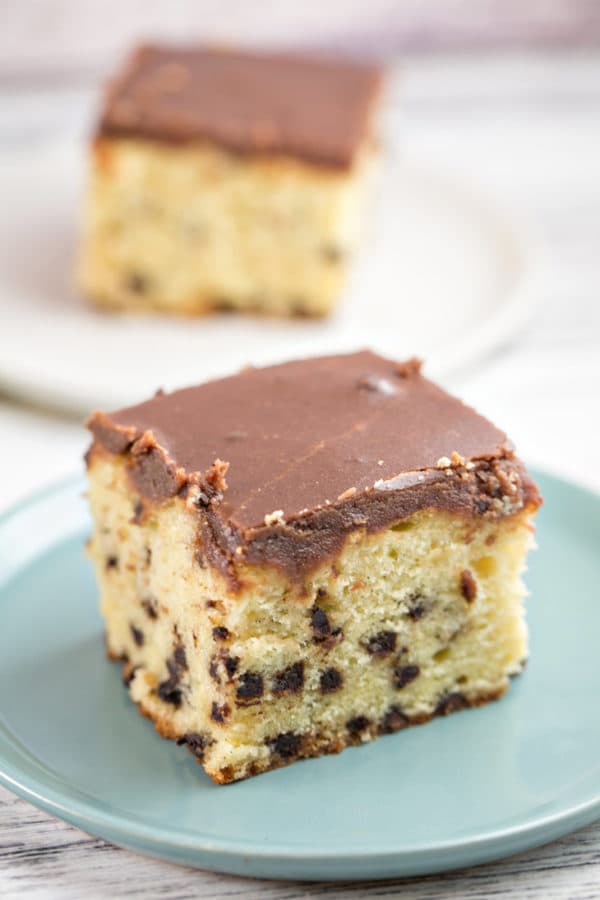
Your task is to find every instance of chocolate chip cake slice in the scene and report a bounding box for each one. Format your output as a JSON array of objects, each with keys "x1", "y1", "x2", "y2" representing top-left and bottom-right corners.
[
  {"x1": 79, "y1": 44, "x2": 382, "y2": 317},
  {"x1": 85, "y1": 351, "x2": 541, "y2": 783}
]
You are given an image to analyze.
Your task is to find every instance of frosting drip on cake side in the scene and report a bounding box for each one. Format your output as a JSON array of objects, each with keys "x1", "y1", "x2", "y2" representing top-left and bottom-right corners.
[{"x1": 86, "y1": 350, "x2": 541, "y2": 580}]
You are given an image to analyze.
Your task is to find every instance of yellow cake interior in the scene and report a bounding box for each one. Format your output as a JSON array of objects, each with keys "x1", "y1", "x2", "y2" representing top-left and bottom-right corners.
[
  {"x1": 78, "y1": 139, "x2": 376, "y2": 317},
  {"x1": 87, "y1": 451, "x2": 535, "y2": 783}
]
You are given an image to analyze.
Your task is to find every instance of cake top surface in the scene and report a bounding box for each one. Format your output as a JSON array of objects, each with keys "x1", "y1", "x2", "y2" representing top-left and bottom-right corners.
[
  {"x1": 89, "y1": 351, "x2": 515, "y2": 529},
  {"x1": 97, "y1": 44, "x2": 382, "y2": 167}
]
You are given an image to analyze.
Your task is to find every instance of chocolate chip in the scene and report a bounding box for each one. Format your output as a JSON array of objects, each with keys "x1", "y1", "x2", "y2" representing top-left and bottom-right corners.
[
  {"x1": 212, "y1": 626, "x2": 230, "y2": 641},
  {"x1": 347, "y1": 716, "x2": 370, "y2": 735},
  {"x1": 460, "y1": 569, "x2": 477, "y2": 602},
  {"x1": 195, "y1": 491, "x2": 210, "y2": 509},
  {"x1": 157, "y1": 678, "x2": 182, "y2": 707},
  {"x1": 167, "y1": 643, "x2": 187, "y2": 679},
  {"x1": 311, "y1": 606, "x2": 331, "y2": 641},
  {"x1": 407, "y1": 596, "x2": 427, "y2": 620},
  {"x1": 364, "y1": 630, "x2": 397, "y2": 656},
  {"x1": 393, "y1": 664, "x2": 420, "y2": 690},
  {"x1": 408, "y1": 602, "x2": 426, "y2": 620},
  {"x1": 272, "y1": 661, "x2": 304, "y2": 696},
  {"x1": 125, "y1": 272, "x2": 148, "y2": 294},
  {"x1": 320, "y1": 667, "x2": 343, "y2": 694},
  {"x1": 177, "y1": 732, "x2": 206, "y2": 759},
  {"x1": 105, "y1": 555, "x2": 119, "y2": 570},
  {"x1": 210, "y1": 651, "x2": 239, "y2": 685},
  {"x1": 141, "y1": 597, "x2": 158, "y2": 620},
  {"x1": 380, "y1": 704, "x2": 410, "y2": 734},
  {"x1": 130, "y1": 624, "x2": 144, "y2": 647},
  {"x1": 210, "y1": 702, "x2": 230, "y2": 724},
  {"x1": 316, "y1": 625, "x2": 344, "y2": 651},
  {"x1": 208, "y1": 657, "x2": 220, "y2": 684},
  {"x1": 216, "y1": 299, "x2": 236, "y2": 313},
  {"x1": 158, "y1": 643, "x2": 188, "y2": 704},
  {"x1": 269, "y1": 732, "x2": 301, "y2": 758},
  {"x1": 236, "y1": 672, "x2": 264, "y2": 700},
  {"x1": 289, "y1": 303, "x2": 308, "y2": 317},
  {"x1": 436, "y1": 692, "x2": 468, "y2": 715},
  {"x1": 289, "y1": 297, "x2": 311, "y2": 317},
  {"x1": 322, "y1": 244, "x2": 344, "y2": 263},
  {"x1": 133, "y1": 500, "x2": 144, "y2": 522},
  {"x1": 224, "y1": 655, "x2": 239, "y2": 678},
  {"x1": 476, "y1": 499, "x2": 490, "y2": 514}
]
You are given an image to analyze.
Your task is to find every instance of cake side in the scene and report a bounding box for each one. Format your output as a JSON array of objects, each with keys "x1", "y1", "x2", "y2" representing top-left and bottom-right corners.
[
  {"x1": 79, "y1": 138, "x2": 376, "y2": 316},
  {"x1": 86, "y1": 446, "x2": 536, "y2": 783}
]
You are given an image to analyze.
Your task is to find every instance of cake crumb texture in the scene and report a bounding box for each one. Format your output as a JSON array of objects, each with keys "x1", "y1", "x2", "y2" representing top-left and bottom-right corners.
[
  {"x1": 79, "y1": 139, "x2": 375, "y2": 316},
  {"x1": 87, "y1": 452, "x2": 535, "y2": 783}
]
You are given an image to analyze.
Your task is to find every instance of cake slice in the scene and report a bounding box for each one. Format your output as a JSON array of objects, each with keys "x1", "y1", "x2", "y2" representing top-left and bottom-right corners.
[
  {"x1": 85, "y1": 351, "x2": 541, "y2": 783},
  {"x1": 78, "y1": 44, "x2": 382, "y2": 317}
]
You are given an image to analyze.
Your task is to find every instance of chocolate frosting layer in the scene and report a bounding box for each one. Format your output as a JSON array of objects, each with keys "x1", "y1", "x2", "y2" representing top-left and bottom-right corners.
[
  {"x1": 87, "y1": 351, "x2": 541, "y2": 580},
  {"x1": 97, "y1": 44, "x2": 382, "y2": 167}
]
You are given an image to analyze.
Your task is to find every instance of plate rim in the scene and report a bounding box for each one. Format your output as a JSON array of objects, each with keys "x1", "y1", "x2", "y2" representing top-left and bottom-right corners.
[{"x1": 0, "y1": 469, "x2": 599, "y2": 879}]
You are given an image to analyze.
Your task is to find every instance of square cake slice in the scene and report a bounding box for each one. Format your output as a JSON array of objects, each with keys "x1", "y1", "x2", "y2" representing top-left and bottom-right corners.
[
  {"x1": 85, "y1": 351, "x2": 541, "y2": 783},
  {"x1": 78, "y1": 44, "x2": 382, "y2": 317}
]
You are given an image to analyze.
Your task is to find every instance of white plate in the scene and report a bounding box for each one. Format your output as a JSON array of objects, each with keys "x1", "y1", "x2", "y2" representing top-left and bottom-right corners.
[{"x1": 0, "y1": 144, "x2": 538, "y2": 414}]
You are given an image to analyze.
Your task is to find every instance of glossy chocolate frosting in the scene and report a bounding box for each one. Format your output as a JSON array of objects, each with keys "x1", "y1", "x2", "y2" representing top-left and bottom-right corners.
[
  {"x1": 87, "y1": 351, "x2": 541, "y2": 580},
  {"x1": 97, "y1": 44, "x2": 382, "y2": 168}
]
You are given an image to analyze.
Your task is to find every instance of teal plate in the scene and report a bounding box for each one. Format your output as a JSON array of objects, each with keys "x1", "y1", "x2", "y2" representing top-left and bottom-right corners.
[{"x1": 0, "y1": 470, "x2": 598, "y2": 881}]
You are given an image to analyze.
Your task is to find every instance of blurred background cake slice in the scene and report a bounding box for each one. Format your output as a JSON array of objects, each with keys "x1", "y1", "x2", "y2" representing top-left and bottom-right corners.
[
  {"x1": 85, "y1": 350, "x2": 541, "y2": 782},
  {"x1": 78, "y1": 44, "x2": 382, "y2": 317}
]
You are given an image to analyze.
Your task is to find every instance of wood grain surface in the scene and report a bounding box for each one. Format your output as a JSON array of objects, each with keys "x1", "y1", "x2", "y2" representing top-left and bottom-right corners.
[{"x1": 1, "y1": 785, "x2": 600, "y2": 897}]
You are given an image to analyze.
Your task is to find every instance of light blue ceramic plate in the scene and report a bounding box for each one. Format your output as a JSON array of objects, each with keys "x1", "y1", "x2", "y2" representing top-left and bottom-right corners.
[{"x1": 0, "y1": 471, "x2": 598, "y2": 881}]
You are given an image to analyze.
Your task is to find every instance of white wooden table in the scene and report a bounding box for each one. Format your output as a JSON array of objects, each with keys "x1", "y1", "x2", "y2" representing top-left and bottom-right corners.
[{"x1": 1, "y1": 51, "x2": 599, "y2": 898}]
